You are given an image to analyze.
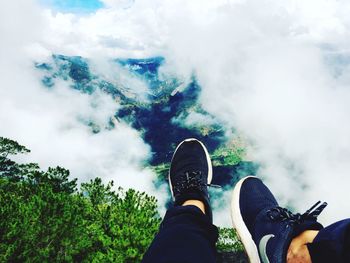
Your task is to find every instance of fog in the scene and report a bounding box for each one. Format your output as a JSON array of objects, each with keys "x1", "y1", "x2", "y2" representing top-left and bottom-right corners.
[{"x1": 2, "y1": 0, "x2": 350, "y2": 225}]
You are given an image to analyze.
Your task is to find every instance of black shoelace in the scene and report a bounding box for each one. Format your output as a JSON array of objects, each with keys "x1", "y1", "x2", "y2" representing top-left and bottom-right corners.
[
  {"x1": 173, "y1": 171, "x2": 221, "y2": 195},
  {"x1": 266, "y1": 201, "x2": 328, "y2": 225}
]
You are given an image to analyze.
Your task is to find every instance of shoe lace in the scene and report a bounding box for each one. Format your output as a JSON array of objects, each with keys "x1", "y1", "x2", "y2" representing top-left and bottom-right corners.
[
  {"x1": 173, "y1": 171, "x2": 221, "y2": 195},
  {"x1": 266, "y1": 201, "x2": 328, "y2": 225}
]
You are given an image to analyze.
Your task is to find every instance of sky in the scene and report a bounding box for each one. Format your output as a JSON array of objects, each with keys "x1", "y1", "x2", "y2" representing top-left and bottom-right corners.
[
  {"x1": 1, "y1": 0, "x2": 350, "y2": 226},
  {"x1": 41, "y1": 0, "x2": 104, "y2": 13}
]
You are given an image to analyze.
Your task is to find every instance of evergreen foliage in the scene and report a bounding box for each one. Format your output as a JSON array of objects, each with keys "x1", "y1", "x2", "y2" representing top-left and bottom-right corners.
[
  {"x1": 0, "y1": 136, "x2": 243, "y2": 262},
  {"x1": 0, "y1": 137, "x2": 161, "y2": 262},
  {"x1": 217, "y1": 227, "x2": 244, "y2": 252},
  {"x1": 211, "y1": 145, "x2": 245, "y2": 166}
]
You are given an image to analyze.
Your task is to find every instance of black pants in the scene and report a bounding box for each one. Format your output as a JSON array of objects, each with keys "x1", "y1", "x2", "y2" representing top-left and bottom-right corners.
[
  {"x1": 142, "y1": 205, "x2": 218, "y2": 263},
  {"x1": 307, "y1": 219, "x2": 350, "y2": 263},
  {"x1": 142, "y1": 206, "x2": 350, "y2": 263}
]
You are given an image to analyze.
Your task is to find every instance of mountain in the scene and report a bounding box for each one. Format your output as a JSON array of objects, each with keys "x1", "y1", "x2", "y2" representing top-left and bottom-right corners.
[{"x1": 35, "y1": 54, "x2": 258, "y2": 189}]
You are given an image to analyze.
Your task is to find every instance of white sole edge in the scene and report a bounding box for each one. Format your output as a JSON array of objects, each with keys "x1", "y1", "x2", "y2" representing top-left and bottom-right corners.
[
  {"x1": 168, "y1": 138, "x2": 213, "y2": 200},
  {"x1": 231, "y1": 176, "x2": 261, "y2": 263}
]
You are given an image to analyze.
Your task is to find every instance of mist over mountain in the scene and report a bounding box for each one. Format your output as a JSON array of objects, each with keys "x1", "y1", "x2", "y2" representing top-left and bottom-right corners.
[
  {"x1": 33, "y1": 54, "x2": 256, "y2": 223},
  {"x1": 2, "y1": 0, "x2": 350, "y2": 227}
]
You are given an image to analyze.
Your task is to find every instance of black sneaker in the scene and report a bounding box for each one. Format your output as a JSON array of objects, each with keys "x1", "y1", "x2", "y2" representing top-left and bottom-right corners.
[
  {"x1": 169, "y1": 138, "x2": 214, "y2": 220},
  {"x1": 231, "y1": 176, "x2": 327, "y2": 263}
]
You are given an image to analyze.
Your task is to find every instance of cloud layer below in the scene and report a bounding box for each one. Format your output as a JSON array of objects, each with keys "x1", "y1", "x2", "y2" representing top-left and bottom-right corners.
[
  {"x1": 2, "y1": 0, "x2": 350, "y2": 225},
  {"x1": 0, "y1": 0, "x2": 166, "y2": 207}
]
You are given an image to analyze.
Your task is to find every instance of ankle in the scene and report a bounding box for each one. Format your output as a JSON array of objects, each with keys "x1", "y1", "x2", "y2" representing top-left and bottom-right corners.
[
  {"x1": 182, "y1": 200, "x2": 206, "y2": 214},
  {"x1": 287, "y1": 230, "x2": 319, "y2": 263}
]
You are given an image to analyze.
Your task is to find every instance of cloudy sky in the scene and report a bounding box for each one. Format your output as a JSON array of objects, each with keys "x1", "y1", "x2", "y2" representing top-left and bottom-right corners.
[{"x1": 1, "y1": 0, "x2": 350, "y2": 226}]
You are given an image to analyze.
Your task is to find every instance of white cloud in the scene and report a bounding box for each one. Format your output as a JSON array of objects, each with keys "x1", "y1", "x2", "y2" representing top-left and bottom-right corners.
[
  {"x1": 101, "y1": 0, "x2": 135, "y2": 9},
  {"x1": 158, "y1": 0, "x2": 350, "y2": 225},
  {"x1": 89, "y1": 58, "x2": 150, "y2": 101},
  {"x1": 0, "y1": 0, "x2": 166, "y2": 206},
  {"x1": 2, "y1": 0, "x2": 350, "y2": 226}
]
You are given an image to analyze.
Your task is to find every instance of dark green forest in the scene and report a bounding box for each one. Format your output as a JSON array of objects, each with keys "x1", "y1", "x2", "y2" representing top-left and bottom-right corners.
[{"x1": 0, "y1": 137, "x2": 243, "y2": 262}]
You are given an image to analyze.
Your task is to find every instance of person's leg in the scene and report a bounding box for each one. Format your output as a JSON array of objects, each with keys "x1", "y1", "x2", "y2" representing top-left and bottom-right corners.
[
  {"x1": 231, "y1": 176, "x2": 327, "y2": 263},
  {"x1": 287, "y1": 218, "x2": 350, "y2": 263},
  {"x1": 142, "y1": 138, "x2": 219, "y2": 263},
  {"x1": 142, "y1": 203, "x2": 218, "y2": 263},
  {"x1": 287, "y1": 230, "x2": 318, "y2": 263},
  {"x1": 305, "y1": 219, "x2": 350, "y2": 263}
]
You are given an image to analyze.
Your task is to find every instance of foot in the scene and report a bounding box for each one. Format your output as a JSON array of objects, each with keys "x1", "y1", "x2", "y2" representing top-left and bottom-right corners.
[
  {"x1": 169, "y1": 138, "x2": 213, "y2": 220},
  {"x1": 231, "y1": 176, "x2": 327, "y2": 263}
]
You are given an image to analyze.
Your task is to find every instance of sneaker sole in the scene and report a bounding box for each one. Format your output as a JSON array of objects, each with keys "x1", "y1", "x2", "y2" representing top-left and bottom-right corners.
[
  {"x1": 169, "y1": 138, "x2": 213, "y2": 200},
  {"x1": 231, "y1": 176, "x2": 261, "y2": 263}
]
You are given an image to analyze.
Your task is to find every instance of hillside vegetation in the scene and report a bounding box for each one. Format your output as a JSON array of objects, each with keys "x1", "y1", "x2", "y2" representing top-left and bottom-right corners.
[{"x1": 0, "y1": 137, "x2": 244, "y2": 262}]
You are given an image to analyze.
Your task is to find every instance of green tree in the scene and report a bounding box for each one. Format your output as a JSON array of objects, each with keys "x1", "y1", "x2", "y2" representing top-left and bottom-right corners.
[
  {"x1": 216, "y1": 227, "x2": 244, "y2": 253},
  {"x1": 0, "y1": 137, "x2": 161, "y2": 262},
  {"x1": 0, "y1": 137, "x2": 30, "y2": 180},
  {"x1": 0, "y1": 136, "x2": 245, "y2": 262},
  {"x1": 80, "y1": 178, "x2": 161, "y2": 262}
]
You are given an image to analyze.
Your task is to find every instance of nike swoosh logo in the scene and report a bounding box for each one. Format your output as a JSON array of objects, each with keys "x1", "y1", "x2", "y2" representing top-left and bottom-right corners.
[{"x1": 259, "y1": 234, "x2": 275, "y2": 263}]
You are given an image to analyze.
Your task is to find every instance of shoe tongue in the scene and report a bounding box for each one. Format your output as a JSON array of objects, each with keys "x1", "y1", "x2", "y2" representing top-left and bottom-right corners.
[
  {"x1": 253, "y1": 205, "x2": 298, "y2": 235},
  {"x1": 174, "y1": 162, "x2": 204, "y2": 176}
]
